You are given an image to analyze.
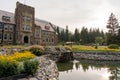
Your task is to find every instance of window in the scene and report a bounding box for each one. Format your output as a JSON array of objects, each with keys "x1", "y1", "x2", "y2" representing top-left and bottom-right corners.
[
  {"x1": 4, "y1": 25, "x2": 8, "y2": 31},
  {"x1": 0, "y1": 34, "x2": 1, "y2": 39},
  {"x1": 22, "y1": 16, "x2": 31, "y2": 24},
  {"x1": 9, "y1": 34, "x2": 12, "y2": 40},
  {"x1": 4, "y1": 34, "x2": 7, "y2": 40},
  {"x1": 22, "y1": 25, "x2": 31, "y2": 32},
  {"x1": 46, "y1": 38, "x2": 48, "y2": 42},
  {"x1": 2, "y1": 16, "x2": 10, "y2": 22},
  {"x1": 9, "y1": 26, "x2": 13, "y2": 31},
  {"x1": 0, "y1": 23, "x2": 2, "y2": 29},
  {"x1": 35, "y1": 29, "x2": 40, "y2": 37},
  {"x1": 42, "y1": 39, "x2": 45, "y2": 42},
  {"x1": 52, "y1": 38, "x2": 54, "y2": 42}
]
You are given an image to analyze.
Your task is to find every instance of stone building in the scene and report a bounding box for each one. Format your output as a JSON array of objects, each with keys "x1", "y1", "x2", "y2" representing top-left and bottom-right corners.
[
  {"x1": 0, "y1": 10, "x2": 15, "y2": 45},
  {"x1": 0, "y1": 2, "x2": 58, "y2": 45}
]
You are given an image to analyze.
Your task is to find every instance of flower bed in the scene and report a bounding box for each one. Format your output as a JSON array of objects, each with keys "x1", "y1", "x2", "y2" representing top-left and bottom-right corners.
[
  {"x1": 72, "y1": 45, "x2": 120, "y2": 52},
  {"x1": 0, "y1": 51, "x2": 38, "y2": 78}
]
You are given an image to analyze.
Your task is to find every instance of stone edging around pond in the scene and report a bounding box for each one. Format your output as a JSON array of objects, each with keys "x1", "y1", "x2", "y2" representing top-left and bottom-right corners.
[
  {"x1": 73, "y1": 52, "x2": 120, "y2": 61},
  {"x1": 0, "y1": 55, "x2": 59, "y2": 80}
]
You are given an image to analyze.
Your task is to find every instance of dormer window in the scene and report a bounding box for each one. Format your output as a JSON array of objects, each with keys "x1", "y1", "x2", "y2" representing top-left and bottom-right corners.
[
  {"x1": 2, "y1": 16, "x2": 10, "y2": 22},
  {"x1": 45, "y1": 26, "x2": 50, "y2": 30}
]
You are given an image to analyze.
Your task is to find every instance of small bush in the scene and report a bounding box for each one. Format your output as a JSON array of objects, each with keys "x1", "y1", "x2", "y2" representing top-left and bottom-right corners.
[
  {"x1": 108, "y1": 44, "x2": 119, "y2": 49},
  {"x1": 23, "y1": 60, "x2": 39, "y2": 75},
  {"x1": 95, "y1": 44, "x2": 98, "y2": 49},
  {"x1": 0, "y1": 60, "x2": 21, "y2": 77},
  {"x1": 64, "y1": 46, "x2": 72, "y2": 51},
  {"x1": 28, "y1": 45, "x2": 44, "y2": 56}
]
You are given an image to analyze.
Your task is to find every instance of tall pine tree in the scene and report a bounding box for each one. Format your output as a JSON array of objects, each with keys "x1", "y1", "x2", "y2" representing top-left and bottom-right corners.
[
  {"x1": 65, "y1": 25, "x2": 69, "y2": 41},
  {"x1": 74, "y1": 28, "x2": 80, "y2": 42},
  {"x1": 106, "y1": 13, "x2": 120, "y2": 45}
]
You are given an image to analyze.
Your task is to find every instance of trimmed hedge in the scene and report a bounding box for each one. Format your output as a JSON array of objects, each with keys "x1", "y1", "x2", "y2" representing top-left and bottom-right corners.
[{"x1": 108, "y1": 44, "x2": 119, "y2": 49}]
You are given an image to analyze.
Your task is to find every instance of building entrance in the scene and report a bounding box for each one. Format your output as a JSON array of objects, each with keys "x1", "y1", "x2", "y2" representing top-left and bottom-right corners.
[{"x1": 24, "y1": 36, "x2": 29, "y2": 43}]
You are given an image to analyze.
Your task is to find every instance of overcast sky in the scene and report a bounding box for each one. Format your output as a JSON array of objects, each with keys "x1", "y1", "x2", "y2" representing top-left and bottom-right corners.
[{"x1": 0, "y1": 0, "x2": 120, "y2": 32}]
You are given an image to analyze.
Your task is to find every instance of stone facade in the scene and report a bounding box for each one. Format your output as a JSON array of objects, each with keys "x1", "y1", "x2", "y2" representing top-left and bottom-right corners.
[
  {"x1": 0, "y1": 2, "x2": 58, "y2": 46},
  {"x1": 0, "y1": 10, "x2": 15, "y2": 45},
  {"x1": 15, "y1": 2, "x2": 35, "y2": 45}
]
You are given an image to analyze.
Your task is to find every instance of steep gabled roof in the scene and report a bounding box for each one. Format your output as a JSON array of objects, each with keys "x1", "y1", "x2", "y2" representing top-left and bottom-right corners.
[
  {"x1": 0, "y1": 10, "x2": 15, "y2": 24},
  {"x1": 0, "y1": 9, "x2": 56, "y2": 33},
  {"x1": 35, "y1": 18, "x2": 55, "y2": 32}
]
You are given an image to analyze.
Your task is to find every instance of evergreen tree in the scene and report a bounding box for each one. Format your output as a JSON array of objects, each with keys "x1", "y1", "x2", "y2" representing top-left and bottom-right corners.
[
  {"x1": 65, "y1": 25, "x2": 69, "y2": 41},
  {"x1": 74, "y1": 28, "x2": 80, "y2": 42},
  {"x1": 60, "y1": 30, "x2": 65, "y2": 42},
  {"x1": 106, "y1": 13, "x2": 120, "y2": 45},
  {"x1": 107, "y1": 13, "x2": 119, "y2": 35},
  {"x1": 80, "y1": 27, "x2": 89, "y2": 44},
  {"x1": 56, "y1": 26, "x2": 60, "y2": 42}
]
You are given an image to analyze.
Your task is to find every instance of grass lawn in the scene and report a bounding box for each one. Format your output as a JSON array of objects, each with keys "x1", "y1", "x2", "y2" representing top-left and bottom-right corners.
[
  {"x1": 1, "y1": 45, "x2": 120, "y2": 53},
  {"x1": 0, "y1": 45, "x2": 28, "y2": 49},
  {"x1": 70, "y1": 45, "x2": 120, "y2": 52}
]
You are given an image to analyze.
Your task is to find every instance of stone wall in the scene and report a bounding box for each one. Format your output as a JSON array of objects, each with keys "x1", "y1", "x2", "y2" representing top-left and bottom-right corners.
[{"x1": 74, "y1": 52, "x2": 120, "y2": 61}]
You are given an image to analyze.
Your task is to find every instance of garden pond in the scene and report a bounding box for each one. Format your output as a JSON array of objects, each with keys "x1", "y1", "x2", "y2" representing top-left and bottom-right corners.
[{"x1": 57, "y1": 59, "x2": 120, "y2": 80}]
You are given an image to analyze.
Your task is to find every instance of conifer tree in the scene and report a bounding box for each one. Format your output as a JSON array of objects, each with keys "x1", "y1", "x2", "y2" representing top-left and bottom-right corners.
[
  {"x1": 107, "y1": 13, "x2": 119, "y2": 35},
  {"x1": 106, "y1": 13, "x2": 120, "y2": 45}
]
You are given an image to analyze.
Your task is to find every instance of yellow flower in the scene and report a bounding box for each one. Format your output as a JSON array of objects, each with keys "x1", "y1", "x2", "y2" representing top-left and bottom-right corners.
[{"x1": 0, "y1": 51, "x2": 35, "y2": 62}]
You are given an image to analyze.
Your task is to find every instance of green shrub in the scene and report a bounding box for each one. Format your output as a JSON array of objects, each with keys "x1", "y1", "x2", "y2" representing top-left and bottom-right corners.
[
  {"x1": 64, "y1": 46, "x2": 72, "y2": 51},
  {"x1": 95, "y1": 44, "x2": 98, "y2": 49},
  {"x1": 0, "y1": 60, "x2": 21, "y2": 77},
  {"x1": 23, "y1": 60, "x2": 39, "y2": 75},
  {"x1": 108, "y1": 44, "x2": 119, "y2": 49},
  {"x1": 29, "y1": 45, "x2": 44, "y2": 56}
]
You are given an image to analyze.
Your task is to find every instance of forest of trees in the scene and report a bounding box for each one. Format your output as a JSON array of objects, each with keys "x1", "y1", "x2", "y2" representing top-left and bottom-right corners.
[
  {"x1": 57, "y1": 26, "x2": 105, "y2": 45},
  {"x1": 56, "y1": 13, "x2": 120, "y2": 45}
]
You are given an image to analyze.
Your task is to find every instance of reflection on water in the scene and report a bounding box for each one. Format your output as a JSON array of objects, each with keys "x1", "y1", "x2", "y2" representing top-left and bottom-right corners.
[{"x1": 57, "y1": 59, "x2": 120, "y2": 80}]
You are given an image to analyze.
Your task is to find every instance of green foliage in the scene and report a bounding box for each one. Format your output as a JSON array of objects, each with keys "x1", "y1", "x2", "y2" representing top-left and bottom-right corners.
[
  {"x1": 30, "y1": 48, "x2": 42, "y2": 56},
  {"x1": 95, "y1": 37, "x2": 104, "y2": 45},
  {"x1": 80, "y1": 27, "x2": 89, "y2": 44},
  {"x1": 23, "y1": 60, "x2": 39, "y2": 75},
  {"x1": 0, "y1": 60, "x2": 21, "y2": 77},
  {"x1": 80, "y1": 27, "x2": 105, "y2": 45},
  {"x1": 57, "y1": 25, "x2": 105, "y2": 45},
  {"x1": 106, "y1": 13, "x2": 120, "y2": 45},
  {"x1": 57, "y1": 26, "x2": 61, "y2": 42},
  {"x1": 64, "y1": 46, "x2": 72, "y2": 51},
  {"x1": 29, "y1": 45, "x2": 44, "y2": 56},
  {"x1": 95, "y1": 44, "x2": 98, "y2": 49},
  {"x1": 107, "y1": 13, "x2": 119, "y2": 35},
  {"x1": 108, "y1": 44, "x2": 119, "y2": 49},
  {"x1": 65, "y1": 25, "x2": 69, "y2": 41},
  {"x1": 74, "y1": 28, "x2": 80, "y2": 42}
]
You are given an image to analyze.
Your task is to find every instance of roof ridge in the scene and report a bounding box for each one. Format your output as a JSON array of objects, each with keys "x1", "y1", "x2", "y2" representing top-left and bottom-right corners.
[{"x1": 0, "y1": 10, "x2": 14, "y2": 15}]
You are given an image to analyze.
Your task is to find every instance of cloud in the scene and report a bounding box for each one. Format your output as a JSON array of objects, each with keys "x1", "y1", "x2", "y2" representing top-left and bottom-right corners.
[{"x1": 0, "y1": 0, "x2": 120, "y2": 32}]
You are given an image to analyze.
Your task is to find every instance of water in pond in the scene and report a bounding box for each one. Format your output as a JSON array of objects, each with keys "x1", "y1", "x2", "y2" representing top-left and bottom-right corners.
[{"x1": 57, "y1": 59, "x2": 120, "y2": 80}]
